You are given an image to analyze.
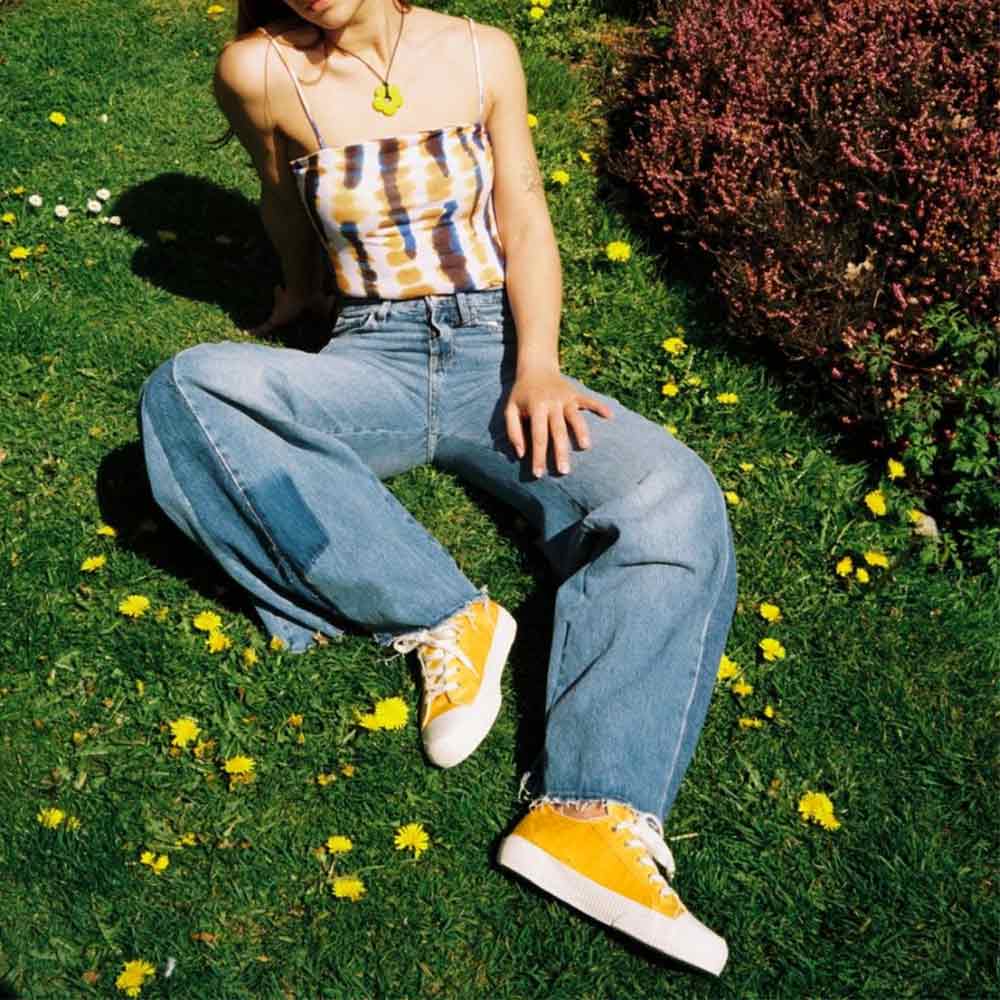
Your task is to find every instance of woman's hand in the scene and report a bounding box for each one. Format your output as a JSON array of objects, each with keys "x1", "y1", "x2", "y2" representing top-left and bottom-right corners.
[
  {"x1": 245, "y1": 284, "x2": 334, "y2": 338},
  {"x1": 504, "y1": 369, "x2": 613, "y2": 478}
]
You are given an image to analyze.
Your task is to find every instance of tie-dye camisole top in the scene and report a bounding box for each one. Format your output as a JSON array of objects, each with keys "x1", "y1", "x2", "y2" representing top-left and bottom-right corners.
[{"x1": 260, "y1": 16, "x2": 507, "y2": 300}]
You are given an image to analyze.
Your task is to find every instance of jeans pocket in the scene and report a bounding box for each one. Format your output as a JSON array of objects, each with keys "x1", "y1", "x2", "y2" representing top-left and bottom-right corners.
[
  {"x1": 332, "y1": 307, "x2": 378, "y2": 336},
  {"x1": 475, "y1": 304, "x2": 512, "y2": 335}
]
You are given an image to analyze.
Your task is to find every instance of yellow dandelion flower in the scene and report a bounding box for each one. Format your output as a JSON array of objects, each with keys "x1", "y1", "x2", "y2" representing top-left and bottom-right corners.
[
  {"x1": 373, "y1": 696, "x2": 409, "y2": 730},
  {"x1": 763, "y1": 704, "x2": 776, "y2": 719},
  {"x1": 578, "y1": 149, "x2": 591, "y2": 163},
  {"x1": 864, "y1": 489, "x2": 887, "y2": 516},
  {"x1": 332, "y1": 875, "x2": 366, "y2": 901},
  {"x1": 717, "y1": 654, "x2": 740, "y2": 681},
  {"x1": 724, "y1": 491, "x2": 741, "y2": 506},
  {"x1": 863, "y1": 550, "x2": 889, "y2": 568},
  {"x1": 887, "y1": 458, "x2": 905, "y2": 480},
  {"x1": 759, "y1": 602, "x2": 782, "y2": 623},
  {"x1": 65, "y1": 815, "x2": 81, "y2": 831},
  {"x1": 223, "y1": 755, "x2": 255, "y2": 775},
  {"x1": 176, "y1": 832, "x2": 197, "y2": 847},
  {"x1": 664, "y1": 423, "x2": 679, "y2": 435},
  {"x1": 738, "y1": 716, "x2": 764, "y2": 729},
  {"x1": 287, "y1": 713, "x2": 303, "y2": 728},
  {"x1": 9, "y1": 246, "x2": 30, "y2": 261},
  {"x1": 661, "y1": 336, "x2": 687, "y2": 356},
  {"x1": 1, "y1": 211, "x2": 15, "y2": 225},
  {"x1": 605, "y1": 240, "x2": 632, "y2": 262},
  {"x1": 192, "y1": 610, "x2": 222, "y2": 632},
  {"x1": 716, "y1": 392, "x2": 739, "y2": 405},
  {"x1": 37, "y1": 807, "x2": 65, "y2": 828},
  {"x1": 394, "y1": 822, "x2": 430, "y2": 858},
  {"x1": 835, "y1": 555, "x2": 854, "y2": 577},
  {"x1": 206, "y1": 3, "x2": 225, "y2": 13},
  {"x1": 907, "y1": 508, "x2": 925, "y2": 524},
  {"x1": 242, "y1": 647, "x2": 258, "y2": 667},
  {"x1": 661, "y1": 382, "x2": 680, "y2": 397},
  {"x1": 97, "y1": 523, "x2": 118, "y2": 537},
  {"x1": 798, "y1": 791, "x2": 841, "y2": 830},
  {"x1": 550, "y1": 168, "x2": 570, "y2": 185},
  {"x1": 316, "y1": 772, "x2": 336, "y2": 786},
  {"x1": 115, "y1": 959, "x2": 155, "y2": 997},
  {"x1": 326, "y1": 835, "x2": 352, "y2": 854},
  {"x1": 685, "y1": 374, "x2": 703, "y2": 387},
  {"x1": 340, "y1": 763, "x2": 356, "y2": 777},
  {"x1": 739, "y1": 461, "x2": 755, "y2": 472},
  {"x1": 80, "y1": 555, "x2": 106, "y2": 572},
  {"x1": 169, "y1": 716, "x2": 200, "y2": 748},
  {"x1": 49, "y1": 111, "x2": 67, "y2": 126},
  {"x1": 139, "y1": 850, "x2": 169, "y2": 874},
  {"x1": 269, "y1": 635, "x2": 286, "y2": 652},
  {"x1": 527, "y1": 112, "x2": 538, "y2": 128},
  {"x1": 356, "y1": 712, "x2": 381, "y2": 730},
  {"x1": 118, "y1": 595, "x2": 151, "y2": 618},
  {"x1": 730, "y1": 678, "x2": 753, "y2": 698},
  {"x1": 759, "y1": 637, "x2": 786, "y2": 661},
  {"x1": 855, "y1": 567, "x2": 870, "y2": 583},
  {"x1": 529, "y1": 5, "x2": 545, "y2": 18},
  {"x1": 206, "y1": 629, "x2": 231, "y2": 653}
]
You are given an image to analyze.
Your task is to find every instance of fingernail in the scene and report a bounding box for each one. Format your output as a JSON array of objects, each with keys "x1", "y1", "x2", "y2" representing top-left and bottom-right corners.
[
  {"x1": 558, "y1": 463, "x2": 569, "y2": 475},
  {"x1": 534, "y1": 468, "x2": 544, "y2": 478}
]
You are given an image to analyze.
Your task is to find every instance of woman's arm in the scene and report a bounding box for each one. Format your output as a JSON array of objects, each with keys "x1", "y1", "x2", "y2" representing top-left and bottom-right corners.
[
  {"x1": 483, "y1": 28, "x2": 612, "y2": 478},
  {"x1": 213, "y1": 33, "x2": 329, "y2": 332}
]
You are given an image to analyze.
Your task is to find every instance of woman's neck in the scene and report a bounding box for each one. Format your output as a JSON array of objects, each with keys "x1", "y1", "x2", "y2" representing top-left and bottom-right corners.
[{"x1": 321, "y1": 1, "x2": 411, "y2": 69}]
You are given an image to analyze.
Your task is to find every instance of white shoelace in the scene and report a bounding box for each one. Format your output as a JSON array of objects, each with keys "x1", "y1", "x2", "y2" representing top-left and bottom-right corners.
[
  {"x1": 613, "y1": 810, "x2": 677, "y2": 895},
  {"x1": 392, "y1": 607, "x2": 482, "y2": 718}
]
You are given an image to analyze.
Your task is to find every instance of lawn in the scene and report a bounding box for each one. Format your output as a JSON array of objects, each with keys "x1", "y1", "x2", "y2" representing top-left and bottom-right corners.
[{"x1": 0, "y1": 1, "x2": 997, "y2": 998}]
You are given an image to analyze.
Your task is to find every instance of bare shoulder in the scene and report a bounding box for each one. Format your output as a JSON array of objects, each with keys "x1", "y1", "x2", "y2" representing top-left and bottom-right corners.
[
  {"x1": 214, "y1": 18, "x2": 319, "y2": 102},
  {"x1": 468, "y1": 21, "x2": 524, "y2": 108}
]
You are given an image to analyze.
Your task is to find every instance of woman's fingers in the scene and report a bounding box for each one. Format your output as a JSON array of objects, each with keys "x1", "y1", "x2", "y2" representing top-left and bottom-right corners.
[
  {"x1": 505, "y1": 383, "x2": 614, "y2": 477},
  {"x1": 504, "y1": 402, "x2": 526, "y2": 459},
  {"x1": 530, "y1": 403, "x2": 550, "y2": 477},
  {"x1": 549, "y1": 407, "x2": 572, "y2": 475}
]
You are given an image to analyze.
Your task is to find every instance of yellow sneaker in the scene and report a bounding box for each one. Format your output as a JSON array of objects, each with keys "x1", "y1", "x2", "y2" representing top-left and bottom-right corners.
[
  {"x1": 498, "y1": 800, "x2": 728, "y2": 976},
  {"x1": 392, "y1": 595, "x2": 516, "y2": 768}
]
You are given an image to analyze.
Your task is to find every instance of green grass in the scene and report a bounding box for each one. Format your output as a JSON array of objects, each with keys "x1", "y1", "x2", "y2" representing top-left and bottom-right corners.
[{"x1": 1, "y1": 1, "x2": 998, "y2": 998}]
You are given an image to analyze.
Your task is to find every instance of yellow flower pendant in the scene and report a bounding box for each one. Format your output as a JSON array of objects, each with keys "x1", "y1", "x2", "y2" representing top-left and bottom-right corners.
[{"x1": 373, "y1": 82, "x2": 403, "y2": 116}]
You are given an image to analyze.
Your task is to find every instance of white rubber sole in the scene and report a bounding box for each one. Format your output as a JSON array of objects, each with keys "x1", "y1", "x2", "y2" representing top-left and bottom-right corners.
[
  {"x1": 422, "y1": 605, "x2": 517, "y2": 768},
  {"x1": 498, "y1": 834, "x2": 728, "y2": 976}
]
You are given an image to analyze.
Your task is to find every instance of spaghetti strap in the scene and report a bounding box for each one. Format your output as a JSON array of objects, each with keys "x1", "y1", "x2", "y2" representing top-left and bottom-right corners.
[
  {"x1": 465, "y1": 15, "x2": 485, "y2": 122},
  {"x1": 257, "y1": 26, "x2": 326, "y2": 149}
]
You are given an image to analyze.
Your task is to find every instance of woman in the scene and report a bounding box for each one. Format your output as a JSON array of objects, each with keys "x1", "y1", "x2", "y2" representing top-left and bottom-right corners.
[{"x1": 138, "y1": 0, "x2": 737, "y2": 976}]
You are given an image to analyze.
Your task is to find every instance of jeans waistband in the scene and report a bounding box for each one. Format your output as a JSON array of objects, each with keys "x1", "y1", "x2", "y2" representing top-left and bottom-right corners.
[{"x1": 338, "y1": 286, "x2": 506, "y2": 326}]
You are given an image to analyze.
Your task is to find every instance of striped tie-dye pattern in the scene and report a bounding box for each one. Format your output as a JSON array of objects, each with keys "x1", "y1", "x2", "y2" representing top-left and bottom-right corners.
[{"x1": 290, "y1": 122, "x2": 507, "y2": 300}]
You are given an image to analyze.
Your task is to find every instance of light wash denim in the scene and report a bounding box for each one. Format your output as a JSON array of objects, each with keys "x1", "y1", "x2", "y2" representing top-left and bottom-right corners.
[{"x1": 138, "y1": 286, "x2": 737, "y2": 820}]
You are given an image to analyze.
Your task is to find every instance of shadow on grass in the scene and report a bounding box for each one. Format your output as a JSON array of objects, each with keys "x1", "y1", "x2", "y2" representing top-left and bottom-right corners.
[
  {"x1": 95, "y1": 441, "x2": 259, "y2": 620},
  {"x1": 110, "y1": 172, "x2": 335, "y2": 352},
  {"x1": 0, "y1": 981, "x2": 20, "y2": 1000}
]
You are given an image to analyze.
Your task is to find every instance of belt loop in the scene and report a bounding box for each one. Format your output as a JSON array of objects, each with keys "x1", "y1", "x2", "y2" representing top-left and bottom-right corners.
[{"x1": 455, "y1": 290, "x2": 475, "y2": 327}]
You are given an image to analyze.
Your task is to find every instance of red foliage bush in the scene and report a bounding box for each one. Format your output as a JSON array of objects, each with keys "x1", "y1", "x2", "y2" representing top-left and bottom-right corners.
[{"x1": 613, "y1": 0, "x2": 999, "y2": 415}]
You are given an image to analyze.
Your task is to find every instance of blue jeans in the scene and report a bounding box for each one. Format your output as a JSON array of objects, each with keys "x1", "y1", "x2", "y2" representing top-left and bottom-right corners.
[{"x1": 138, "y1": 286, "x2": 737, "y2": 820}]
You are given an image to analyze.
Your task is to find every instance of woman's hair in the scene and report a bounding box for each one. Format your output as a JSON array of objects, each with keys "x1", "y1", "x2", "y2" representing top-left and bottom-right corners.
[{"x1": 210, "y1": 0, "x2": 413, "y2": 148}]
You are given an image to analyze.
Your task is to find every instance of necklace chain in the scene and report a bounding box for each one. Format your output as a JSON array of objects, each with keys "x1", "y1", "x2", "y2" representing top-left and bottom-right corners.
[{"x1": 324, "y1": 8, "x2": 406, "y2": 116}]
